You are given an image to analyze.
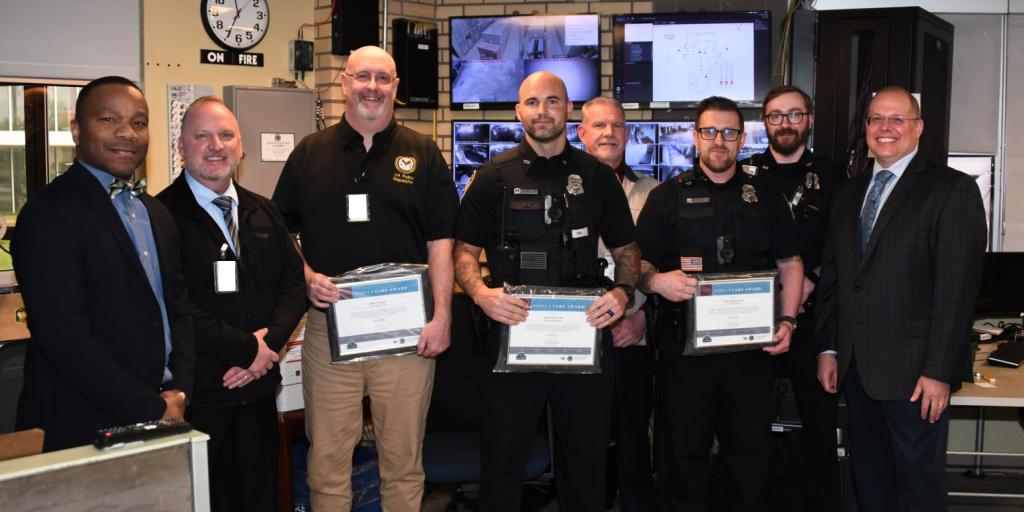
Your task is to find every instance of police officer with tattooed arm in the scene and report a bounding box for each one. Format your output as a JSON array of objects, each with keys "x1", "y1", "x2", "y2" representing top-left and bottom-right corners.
[{"x1": 454, "y1": 71, "x2": 640, "y2": 512}]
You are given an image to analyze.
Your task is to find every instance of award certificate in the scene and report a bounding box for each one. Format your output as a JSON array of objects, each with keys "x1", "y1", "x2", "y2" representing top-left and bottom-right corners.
[
  {"x1": 328, "y1": 274, "x2": 426, "y2": 362},
  {"x1": 690, "y1": 273, "x2": 777, "y2": 352},
  {"x1": 506, "y1": 294, "x2": 598, "y2": 366}
]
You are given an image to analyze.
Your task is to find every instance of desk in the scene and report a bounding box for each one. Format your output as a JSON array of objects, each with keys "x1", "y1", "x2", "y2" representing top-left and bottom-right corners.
[
  {"x1": 949, "y1": 343, "x2": 1024, "y2": 499},
  {"x1": 0, "y1": 430, "x2": 210, "y2": 510}
]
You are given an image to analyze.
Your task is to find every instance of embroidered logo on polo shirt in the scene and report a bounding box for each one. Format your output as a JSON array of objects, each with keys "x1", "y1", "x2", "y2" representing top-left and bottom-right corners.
[{"x1": 393, "y1": 155, "x2": 417, "y2": 184}]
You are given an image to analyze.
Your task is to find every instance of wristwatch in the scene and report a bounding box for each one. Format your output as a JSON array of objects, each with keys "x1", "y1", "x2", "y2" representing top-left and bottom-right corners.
[{"x1": 779, "y1": 315, "x2": 798, "y2": 329}]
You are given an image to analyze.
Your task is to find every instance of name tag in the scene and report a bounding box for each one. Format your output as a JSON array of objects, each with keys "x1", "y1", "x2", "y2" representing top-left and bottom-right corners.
[
  {"x1": 571, "y1": 227, "x2": 589, "y2": 238},
  {"x1": 347, "y1": 194, "x2": 370, "y2": 222},
  {"x1": 686, "y1": 197, "x2": 711, "y2": 204},
  {"x1": 513, "y1": 187, "x2": 539, "y2": 195},
  {"x1": 214, "y1": 260, "x2": 238, "y2": 293}
]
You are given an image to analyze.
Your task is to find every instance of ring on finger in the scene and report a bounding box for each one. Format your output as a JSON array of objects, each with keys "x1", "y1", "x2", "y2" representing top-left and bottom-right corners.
[{"x1": 606, "y1": 309, "x2": 615, "y2": 318}]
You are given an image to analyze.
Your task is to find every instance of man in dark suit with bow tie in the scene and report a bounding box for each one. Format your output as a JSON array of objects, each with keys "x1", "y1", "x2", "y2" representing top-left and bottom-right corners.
[
  {"x1": 816, "y1": 85, "x2": 986, "y2": 510},
  {"x1": 12, "y1": 76, "x2": 195, "y2": 451}
]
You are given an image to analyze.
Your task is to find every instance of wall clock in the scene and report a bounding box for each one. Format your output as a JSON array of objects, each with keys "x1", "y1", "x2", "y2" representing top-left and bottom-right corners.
[{"x1": 201, "y1": 0, "x2": 269, "y2": 52}]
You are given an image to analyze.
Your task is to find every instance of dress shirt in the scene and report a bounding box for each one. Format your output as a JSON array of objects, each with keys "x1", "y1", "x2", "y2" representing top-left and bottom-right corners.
[
  {"x1": 82, "y1": 160, "x2": 173, "y2": 383},
  {"x1": 862, "y1": 148, "x2": 918, "y2": 232},
  {"x1": 185, "y1": 172, "x2": 240, "y2": 256}
]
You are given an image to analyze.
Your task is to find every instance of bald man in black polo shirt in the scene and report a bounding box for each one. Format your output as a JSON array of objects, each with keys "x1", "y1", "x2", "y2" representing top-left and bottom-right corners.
[{"x1": 273, "y1": 46, "x2": 458, "y2": 511}]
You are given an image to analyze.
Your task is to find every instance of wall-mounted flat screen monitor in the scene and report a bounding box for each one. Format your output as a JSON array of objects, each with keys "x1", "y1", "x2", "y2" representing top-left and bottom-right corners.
[
  {"x1": 612, "y1": 11, "x2": 772, "y2": 109},
  {"x1": 449, "y1": 14, "x2": 601, "y2": 110},
  {"x1": 451, "y1": 119, "x2": 768, "y2": 197}
]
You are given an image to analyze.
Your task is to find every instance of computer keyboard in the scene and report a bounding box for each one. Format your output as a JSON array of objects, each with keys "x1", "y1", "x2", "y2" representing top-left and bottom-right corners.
[{"x1": 988, "y1": 342, "x2": 1024, "y2": 368}]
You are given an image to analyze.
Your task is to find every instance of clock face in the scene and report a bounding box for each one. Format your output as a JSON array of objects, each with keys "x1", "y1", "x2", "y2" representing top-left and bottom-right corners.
[{"x1": 201, "y1": 0, "x2": 270, "y2": 52}]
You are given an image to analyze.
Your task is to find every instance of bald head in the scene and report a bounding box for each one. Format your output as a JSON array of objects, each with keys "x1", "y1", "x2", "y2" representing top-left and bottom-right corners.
[
  {"x1": 515, "y1": 71, "x2": 572, "y2": 155},
  {"x1": 518, "y1": 71, "x2": 568, "y2": 104},
  {"x1": 343, "y1": 45, "x2": 400, "y2": 132},
  {"x1": 348, "y1": 45, "x2": 397, "y2": 76}
]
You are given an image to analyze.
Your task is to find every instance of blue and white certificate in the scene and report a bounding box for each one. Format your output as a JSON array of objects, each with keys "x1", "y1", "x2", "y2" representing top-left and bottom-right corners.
[
  {"x1": 691, "y1": 274, "x2": 776, "y2": 351},
  {"x1": 506, "y1": 294, "x2": 598, "y2": 366},
  {"x1": 329, "y1": 275, "x2": 426, "y2": 361}
]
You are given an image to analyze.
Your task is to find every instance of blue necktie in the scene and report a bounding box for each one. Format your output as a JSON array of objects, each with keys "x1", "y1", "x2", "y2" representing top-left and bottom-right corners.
[{"x1": 860, "y1": 170, "x2": 895, "y2": 251}]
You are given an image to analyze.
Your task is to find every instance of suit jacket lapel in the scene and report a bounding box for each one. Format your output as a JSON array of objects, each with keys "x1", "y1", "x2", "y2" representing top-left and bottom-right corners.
[
  {"x1": 237, "y1": 187, "x2": 259, "y2": 235},
  {"x1": 845, "y1": 170, "x2": 871, "y2": 264},
  {"x1": 66, "y1": 164, "x2": 150, "y2": 284},
  {"x1": 168, "y1": 176, "x2": 236, "y2": 254},
  {"x1": 857, "y1": 155, "x2": 926, "y2": 270}
]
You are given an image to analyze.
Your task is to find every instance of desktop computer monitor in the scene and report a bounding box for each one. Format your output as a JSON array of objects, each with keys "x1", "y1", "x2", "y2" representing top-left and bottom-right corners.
[{"x1": 975, "y1": 252, "x2": 1024, "y2": 318}]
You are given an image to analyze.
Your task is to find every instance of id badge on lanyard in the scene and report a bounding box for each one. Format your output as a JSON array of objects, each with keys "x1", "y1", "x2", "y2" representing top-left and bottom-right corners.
[
  {"x1": 214, "y1": 243, "x2": 239, "y2": 293},
  {"x1": 347, "y1": 194, "x2": 370, "y2": 222}
]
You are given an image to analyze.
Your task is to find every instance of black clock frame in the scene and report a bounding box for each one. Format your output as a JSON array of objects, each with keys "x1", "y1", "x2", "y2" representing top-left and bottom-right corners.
[{"x1": 200, "y1": 0, "x2": 270, "y2": 52}]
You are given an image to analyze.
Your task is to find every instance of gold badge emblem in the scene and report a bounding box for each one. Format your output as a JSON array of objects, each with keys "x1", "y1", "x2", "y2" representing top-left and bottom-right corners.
[
  {"x1": 395, "y1": 156, "x2": 417, "y2": 174},
  {"x1": 392, "y1": 156, "x2": 417, "y2": 185}
]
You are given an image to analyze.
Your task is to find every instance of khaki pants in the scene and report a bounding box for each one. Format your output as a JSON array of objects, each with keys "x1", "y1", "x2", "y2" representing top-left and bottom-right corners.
[{"x1": 302, "y1": 308, "x2": 435, "y2": 511}]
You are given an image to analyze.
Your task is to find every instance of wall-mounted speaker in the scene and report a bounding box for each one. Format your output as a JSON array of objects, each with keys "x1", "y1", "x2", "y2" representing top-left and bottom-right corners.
[
  {"x1": 331, "y1": 1, "x2": 378, "y2": 55},
  {"x1": 392, "y1": 18, "x2": 438, "y2": 109}
]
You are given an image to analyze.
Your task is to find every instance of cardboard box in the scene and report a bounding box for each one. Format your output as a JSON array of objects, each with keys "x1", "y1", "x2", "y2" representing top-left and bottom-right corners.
[{"x1": 276, "y1": 316, "x2": 305, "y2": 412}]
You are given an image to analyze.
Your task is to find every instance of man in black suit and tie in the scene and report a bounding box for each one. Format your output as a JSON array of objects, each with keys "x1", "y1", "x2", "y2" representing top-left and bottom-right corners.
[
  {"x1": 816, "y1": 85, "x2": 986, "y2": 510},
  {"x1": 12, "y1": 76, "x2": 195, "y2": 451},
  {"x1": 158, "y1": 96, "x2": 306, "y2": 511}
]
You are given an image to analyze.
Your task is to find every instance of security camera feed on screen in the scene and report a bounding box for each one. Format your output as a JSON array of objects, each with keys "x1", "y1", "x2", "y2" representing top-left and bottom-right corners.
[
  {"x1": 449, "y1": 14, "x2": 600, "y2": 109},
  {"x1": 452, "y1": 120, "x2": 770, "y2": 197}
]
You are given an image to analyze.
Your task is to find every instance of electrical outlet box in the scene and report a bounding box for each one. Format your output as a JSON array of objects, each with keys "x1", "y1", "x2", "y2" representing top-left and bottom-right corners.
[{"x1": 290, "y1": 40, "x2": 314, "y2": 72}]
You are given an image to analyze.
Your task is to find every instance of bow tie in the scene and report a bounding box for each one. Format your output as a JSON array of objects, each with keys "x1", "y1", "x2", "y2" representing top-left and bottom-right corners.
[{"x1": 108, "y1": 178, "x2": 147, "y2": 199}]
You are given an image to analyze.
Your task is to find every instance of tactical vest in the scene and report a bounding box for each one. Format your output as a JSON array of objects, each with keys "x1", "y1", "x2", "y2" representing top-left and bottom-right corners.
[
  {"x1": 741, "y1": 150, "x2": 823, "y2": 218},
  {"x1": 668, "y1": 168, "x2": 775, "y2": 273},
  {"x1": 486, "y1": 153, "x2": 608, "y2": 288}
]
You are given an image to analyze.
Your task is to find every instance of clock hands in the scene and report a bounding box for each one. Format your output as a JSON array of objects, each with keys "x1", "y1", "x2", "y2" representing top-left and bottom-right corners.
[{"x1": 224, "y1": 0, "x2": 241, "y2": 39}]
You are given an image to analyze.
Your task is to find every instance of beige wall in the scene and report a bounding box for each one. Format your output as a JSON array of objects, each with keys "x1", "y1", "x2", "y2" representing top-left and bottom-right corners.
[{"x1": 142, "y1": 0, "x2": 316, "y2": 193}]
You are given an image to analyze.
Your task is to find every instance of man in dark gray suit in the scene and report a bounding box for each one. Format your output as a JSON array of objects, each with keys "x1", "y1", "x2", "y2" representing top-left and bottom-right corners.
[{"x1": 816, "y1": 85, "x2": 986, "y2": 511}]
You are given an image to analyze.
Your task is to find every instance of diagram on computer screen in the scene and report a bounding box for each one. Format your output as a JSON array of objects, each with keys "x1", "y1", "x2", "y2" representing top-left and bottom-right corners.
[{"x1": 651, "y1": 23, "x2": 754, "y2": 103}]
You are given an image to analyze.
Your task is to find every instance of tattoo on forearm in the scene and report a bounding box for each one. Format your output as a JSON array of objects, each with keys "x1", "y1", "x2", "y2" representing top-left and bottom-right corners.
[
  {"x1": 454, "y1": 246, "x2": 485, "y2": 297},
  {"x1": 612, "y1": 242, "x2": 641, "y2": 286},
  {"x1": 638, "y1": 259, "x2": 657, "y2": 292}
]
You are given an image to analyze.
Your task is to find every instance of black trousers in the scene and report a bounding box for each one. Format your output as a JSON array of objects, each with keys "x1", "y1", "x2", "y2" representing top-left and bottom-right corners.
[
  {"x1": 188, "y1": 394, "x2": 279, "y2": 512},
  {"x1": 844, "y1": 359, "x2": 949, "y2": 512},
  {"x1": 777, "y1": 320, "x2": 840, "y2": 512},
  {"x1": 657, "y1": 343, "x2": 774, "y2": 512},
  {"x1": 479, "y1": 333, "x2": 614, "y2": 512},
  {"x1": 611, "y1": 344, "x2": 656, "y2": 512}
]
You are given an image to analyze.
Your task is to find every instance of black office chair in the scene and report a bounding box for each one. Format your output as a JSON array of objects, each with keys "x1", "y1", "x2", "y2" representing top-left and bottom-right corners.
[{"x1": 0, "y1": 339, "x2": 28, "y2": 434}]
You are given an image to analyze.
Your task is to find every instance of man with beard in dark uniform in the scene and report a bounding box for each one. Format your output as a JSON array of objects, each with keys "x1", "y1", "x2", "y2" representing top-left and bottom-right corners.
[{"x1": 739, "y1": 85, "x2": 845, "y2": 511}]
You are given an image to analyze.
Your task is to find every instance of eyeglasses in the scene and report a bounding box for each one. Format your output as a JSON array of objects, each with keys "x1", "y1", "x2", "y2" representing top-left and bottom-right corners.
[
  {"x1": 865, "y1": 115, "x2": 920, "y2": 127},
  {"x1": 346, "y1": 72, "x2": 396, "y2": 85},
  {"x1": 695, "y1": 127, "x2": 742, "y2": 142},
  {"x1": 765, "y1": 111, "x2": 808, "y2": 125}
]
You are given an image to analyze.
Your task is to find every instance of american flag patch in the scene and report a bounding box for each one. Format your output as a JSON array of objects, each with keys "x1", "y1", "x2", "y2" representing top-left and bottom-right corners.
[{"x1": 679, "y1": 256, "x2": 703, "y2": 272}]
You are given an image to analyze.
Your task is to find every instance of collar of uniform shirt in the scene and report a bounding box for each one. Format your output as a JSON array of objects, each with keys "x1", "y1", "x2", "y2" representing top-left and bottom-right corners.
[{"x1": 337, "y1": 114, "x2": 397, "y2": 150}]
